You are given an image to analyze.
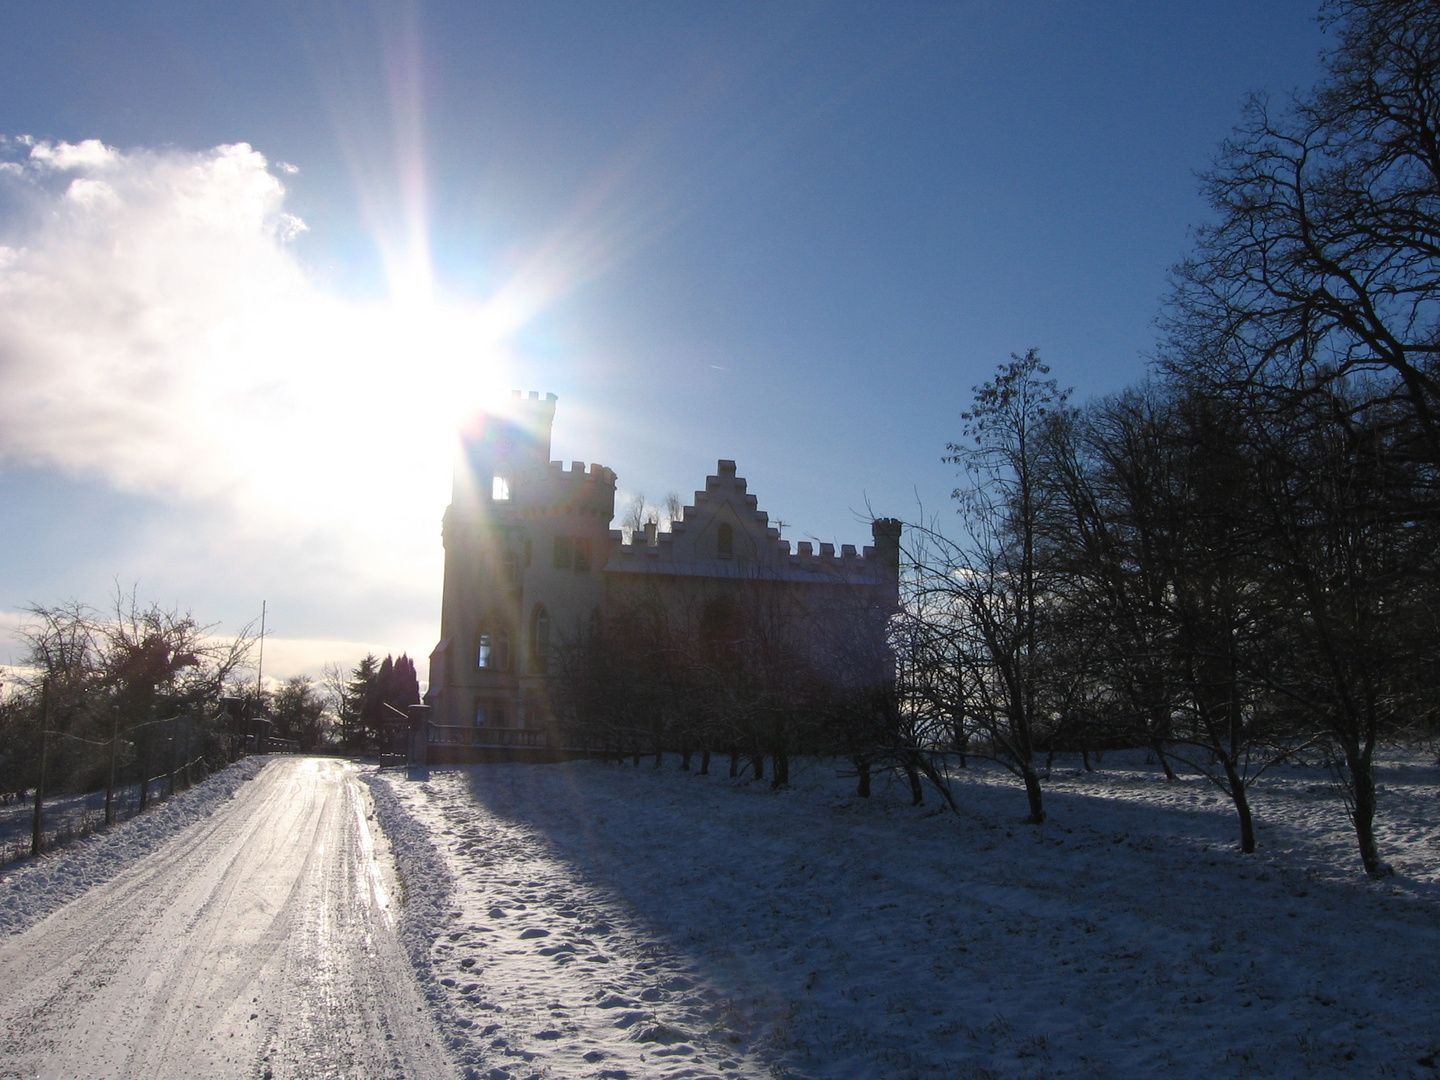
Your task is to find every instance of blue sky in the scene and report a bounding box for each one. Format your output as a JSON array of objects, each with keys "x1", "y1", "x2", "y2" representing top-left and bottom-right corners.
[{"x1": 0, "y1": 1, "x2": 1326, "y2": 679}]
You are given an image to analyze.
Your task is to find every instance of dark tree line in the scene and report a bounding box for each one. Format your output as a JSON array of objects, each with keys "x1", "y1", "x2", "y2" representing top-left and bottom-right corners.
[
  {"x1": 329, "y1": 653, "x2": 419, "y2": 754},
  {"x1": 900, "y1": 0, "x2": 1440, "y2": 877},
  {"x1": 0, "y1": 592, "x2": 254, "y2": 799}
]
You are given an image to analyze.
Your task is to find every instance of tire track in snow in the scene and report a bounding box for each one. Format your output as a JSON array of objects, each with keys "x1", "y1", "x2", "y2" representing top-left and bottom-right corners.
[{"x1": 0, "y1": 757, "x2": 457, "y2": 1080}]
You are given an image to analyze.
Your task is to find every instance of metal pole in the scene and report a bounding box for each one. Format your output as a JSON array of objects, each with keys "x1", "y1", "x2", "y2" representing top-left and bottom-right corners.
[
  {"x1": 31, "y1": 679, "x2": 49, "y2": 857},
  {"x1": 255, "y1": 600, "x2": 266, "y2": 703},
  {"x1": 106, "y1": 705, "x2": 119, "y2": 826}
]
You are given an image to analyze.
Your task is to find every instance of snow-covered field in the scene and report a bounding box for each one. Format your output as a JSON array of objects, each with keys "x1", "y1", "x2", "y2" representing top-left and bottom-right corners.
[
  {"x1": 0, "y1": 756, "x2": 267, "y2": 938},
  {"x1": 375, "y1": 752, "x2": 1440, "y2": 1080}
]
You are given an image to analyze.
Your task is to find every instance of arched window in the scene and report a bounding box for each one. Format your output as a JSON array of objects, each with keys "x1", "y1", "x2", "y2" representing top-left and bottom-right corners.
[
  {"x1": 492, "y1": 474, "x2": 511, "y2": 501},
  {"x1": 717, "y1": 521, "x2": 734, "y2": 558},
  {"x1": 477, "y1": 632, "x2": 492, "y2": 669},
  {"x1": 530, "y1": 604, "x2": 551, "y2": 673}
]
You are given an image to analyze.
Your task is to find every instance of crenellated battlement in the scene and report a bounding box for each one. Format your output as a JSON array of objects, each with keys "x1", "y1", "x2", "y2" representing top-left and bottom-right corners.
[{"x1": 431, "y1": 398, "x2": 900, "y2": 733}]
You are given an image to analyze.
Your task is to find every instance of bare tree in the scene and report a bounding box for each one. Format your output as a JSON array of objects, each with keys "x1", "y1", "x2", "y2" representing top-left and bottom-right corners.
[{"x1": 931, "y1": 349, "x2": 1070, "y2": 823}]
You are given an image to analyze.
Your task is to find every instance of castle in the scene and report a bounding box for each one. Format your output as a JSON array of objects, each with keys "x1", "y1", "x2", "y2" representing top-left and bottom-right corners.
[{"x1": 425, "y1": 392, "x2": 901, "y2": 746}]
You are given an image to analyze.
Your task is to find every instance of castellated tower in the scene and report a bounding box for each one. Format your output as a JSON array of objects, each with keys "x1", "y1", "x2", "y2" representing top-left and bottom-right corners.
[
  {"x1": 426, "y1": 393, "x2": 900, "y2": 754},
  {"x1": 429, "y1": 391, "x2": 616, "y2": 730}
]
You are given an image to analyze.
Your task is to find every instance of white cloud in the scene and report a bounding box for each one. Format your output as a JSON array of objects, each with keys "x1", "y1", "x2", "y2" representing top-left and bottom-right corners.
[
  {"x1": 29, "y1": 138, "x2": 119, "y2": 170},
  {"x1": 0, "y1": 138, "x2": 515, "y2": 652},
  {"x1": 64, "y1": 177, "x2": 119, "y2": 209}
]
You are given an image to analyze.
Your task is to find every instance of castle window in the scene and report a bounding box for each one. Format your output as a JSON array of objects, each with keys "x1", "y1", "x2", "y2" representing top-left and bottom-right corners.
[
  {"x1": 530, "y1": 605, "x2": 551, "y2": 673},
  {"x1": 492, "y1": 474, "x2": 511, "y2": 501},
  {"x1": 553, "y1": 537, "x2": 573, "y2": 570},
  {"x1": 701, "y1": 596, "x2": 738, "y2": 667},
  {"x1": 717, "y1": 522, "x2": 734, "y2": 559},
  {"x1": 574, "y1": 537, "x2": 592, "y2": 572},
  {"x1": 475, "y1": 700, "x2": 509, "y2": 728},
  {"x1": 477, "y1": 626, "x2": 511, "y2": 670}
]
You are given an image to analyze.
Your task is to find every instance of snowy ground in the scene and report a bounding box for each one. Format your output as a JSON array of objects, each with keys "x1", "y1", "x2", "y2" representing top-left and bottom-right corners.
[{"x1": 375, "y1": 752, "x2": 1440, "y2": 1080}]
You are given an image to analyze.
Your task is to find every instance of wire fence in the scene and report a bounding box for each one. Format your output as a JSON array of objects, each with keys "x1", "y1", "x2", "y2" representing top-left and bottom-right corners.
[{"x1": 0, "y1": 709, "x2": 249, "y2": 868}]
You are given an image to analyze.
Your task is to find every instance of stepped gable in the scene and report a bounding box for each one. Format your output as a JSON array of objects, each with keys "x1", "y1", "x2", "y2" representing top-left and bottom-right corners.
[{"x1": 604, "y1": 459, "x2": 895, "y2": 586}]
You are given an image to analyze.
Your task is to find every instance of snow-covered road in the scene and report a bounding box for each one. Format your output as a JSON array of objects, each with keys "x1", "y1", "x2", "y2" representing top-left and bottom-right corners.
[{"x1": 0, "y1": 756, "x2": 457, "y2": 1080}]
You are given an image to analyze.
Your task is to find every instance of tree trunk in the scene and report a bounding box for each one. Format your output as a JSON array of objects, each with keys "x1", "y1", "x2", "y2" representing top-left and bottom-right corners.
[
  {"x1": 751, "y1": 754, "x2": 764, "y2": 781},
  {"x1": 1150, "y1": 727, "x2": 1179, "y2": 780},
  {"x1": 906, "y1": 761, "x2": 924, "y2": 806},
  {"x1": 1345, "y1": 741, "x2": 1392, "y2": 877},
  {"x1": 855, "y1": 757, "x2": 871, "y2": 797},
  {"x1": 771, "y1": 749, "x2": 789, "y2": 789},
  {"x1": 1082, "y1": 746, "x2": 1093, "y2": 772},
  {"x1": 699, "y1": 748, "x2": 710, "y2": 775},
  {"x1": 680, "y1": 748, "x2": 691, "y2": 771},
  {"x1": 1020, "y1": 765, "x2": 1045, "y2": 824},
  {"x1": 728, "y1": 750, "x2": 739, "y2": 777},
  {"x1": 1220, "y1": 759, "x2": 1256, "y2": 854}
]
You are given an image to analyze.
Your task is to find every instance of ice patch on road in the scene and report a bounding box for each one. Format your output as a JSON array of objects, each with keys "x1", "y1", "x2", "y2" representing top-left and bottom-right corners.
[{"x1": 0, "y1": 757, "x2": 269, "y2": 939}]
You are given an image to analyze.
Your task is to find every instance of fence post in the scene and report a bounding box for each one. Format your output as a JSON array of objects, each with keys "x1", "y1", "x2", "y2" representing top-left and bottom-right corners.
[
  {"x1": 219, "y1": 697, "x2": 242, "y2": 763},
  {"x1": 167, "y1": 716, "x2": 177, "y2": 799},
  {"x1": 139, "y1": 708, "x2": 153, "y2": 811},
  {"x1": 407, "y1": 704, "x2": 431, "y2": 769},
  {"x1": 180, "y1": 715, "x2": 191, "y2": 791},
  {"x1": 106, "y1": 705, "x2": 119, "y2": 826},
  {"x1": 31, "y1": 679, "x2": 49, "y2": 858}
]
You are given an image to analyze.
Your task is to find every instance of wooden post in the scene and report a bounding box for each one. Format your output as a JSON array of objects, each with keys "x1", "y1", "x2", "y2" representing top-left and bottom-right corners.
[
  {"x1": 31, "y1": 679, "x2": 49, "y2": 857},
  {"x1": 139, "y1": 709, "x2": 153, "y2": 811},
  {"x1": 105, "y1": 706, "x2": 119, "y2": 826},
  {"x1": 167, "y1": 716, "x2": 178, "y2": 799},
  {"x1": 180, "y1": 716, "x2": 191, "y2": 790}
]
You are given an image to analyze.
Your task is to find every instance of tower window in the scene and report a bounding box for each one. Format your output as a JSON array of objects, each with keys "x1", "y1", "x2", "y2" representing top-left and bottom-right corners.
[
  {"x1": 477, "y1": 626, "x2": 511, "y2": 670},
  {"x1": 718, "y1": 522, "x2": 734, "y2": 558},
  {"x1": 553, "y1": 537, "x2": 573, "y2": 569},
  {"x1": 492, "y1": 475, "x2": 511, "y2": 501},
  {"x1": 574, "y1": 537, "x2": 592, "y2": 572}
]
